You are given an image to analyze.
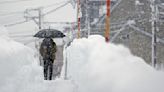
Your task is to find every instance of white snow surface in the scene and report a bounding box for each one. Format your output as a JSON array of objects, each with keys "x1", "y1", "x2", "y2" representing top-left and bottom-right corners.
[
  {"x1": 0, "y1": 26, "x2": 9, "y2": 37},
  {"x1": 0, "y1": 27, "x2": 75, "y2": 92},
  {"x1": 67, "y1": 35, "x2": 164, "y2": 92},
  {"x1": 1, "y1": 25, "x2": 164, "y2": 92}
]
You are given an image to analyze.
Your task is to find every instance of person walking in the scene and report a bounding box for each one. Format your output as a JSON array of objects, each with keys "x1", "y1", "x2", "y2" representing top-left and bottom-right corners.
[{"x1": 39, "y1": 37, "x2": 57, "y2": 80}]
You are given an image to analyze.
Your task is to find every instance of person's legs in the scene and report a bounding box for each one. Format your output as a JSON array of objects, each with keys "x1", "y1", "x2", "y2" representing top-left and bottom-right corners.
[
  {"x1": 44, "y1": 60, "x2": 48, "y2": 80},
  {"x1": 49, "y1": 60, "x2": 53, "y2": 80}
]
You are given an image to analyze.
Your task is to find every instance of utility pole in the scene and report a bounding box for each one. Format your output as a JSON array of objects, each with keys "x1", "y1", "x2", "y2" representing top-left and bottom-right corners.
[
  {"x1": 64, "y1": 47, "x2": 68, "y2": 80},
  {"x1": 150, "y1": 0, "x2": 157, "y2": 68},
  {"x1": 24, "y1": 8, "x2": 44, "y2": 66},
  {"x1": 38, "y1": 8, "x2": 43, "y2": 30},
  {"x1": 86, "y1": 0, "x2": 90, "y2": 37},
  {"x1": 77, "y1": 0, "x2": 81, "y2": 38},
  {"x1": 24, "y1": 7, "x2": 44, "y2": 30}
]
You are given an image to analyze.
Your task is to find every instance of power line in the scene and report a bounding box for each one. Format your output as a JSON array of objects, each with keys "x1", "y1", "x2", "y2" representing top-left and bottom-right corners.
[
  {"x1": 0, "y1": 11, "x2": 24, "y2": 16},
  {"x1": 43, "y1": 0, "x2": 70, "y2": 8},
  {"x1": 10, "y1": 34, "x2": 33, "y2": 37},
  {"x1": 4, "y1": 20, "x2": 28, "y2": 27},
  {"x1": 0, "y1": 0, "x2": 33, "y2": 4},
  {"x1": 43, "y1": 0, "x2": 71, "y2": 16},
  {"x1": 2, "y1": 0, "x2": 71, "y2": 27}
]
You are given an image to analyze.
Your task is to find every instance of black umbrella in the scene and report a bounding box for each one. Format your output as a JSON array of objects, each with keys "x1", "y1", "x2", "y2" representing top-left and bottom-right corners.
[{"x1": 34, "y1": 29, "x2": 66, "y2": 38}]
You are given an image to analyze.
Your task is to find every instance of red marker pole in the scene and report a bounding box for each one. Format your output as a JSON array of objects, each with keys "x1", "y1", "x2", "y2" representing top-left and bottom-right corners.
[{"x1": 105, "y1": 0, "x2": 110, "y2": 42}]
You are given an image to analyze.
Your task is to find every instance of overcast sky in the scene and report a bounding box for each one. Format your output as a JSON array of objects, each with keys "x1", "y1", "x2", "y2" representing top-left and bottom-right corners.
[{"x1": 0, "y1": 0, "x2": 77, "y2": 37}]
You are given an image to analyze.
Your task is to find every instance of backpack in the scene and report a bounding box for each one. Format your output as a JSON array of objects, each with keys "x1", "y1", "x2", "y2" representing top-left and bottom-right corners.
[{"x1": 40, "y1": 38, "x2": 57, "y2": 60}]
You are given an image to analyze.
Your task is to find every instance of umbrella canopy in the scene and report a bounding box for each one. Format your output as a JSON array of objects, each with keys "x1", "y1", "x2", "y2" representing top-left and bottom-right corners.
[{"x1": 34, "y1": 29, "x2": 66, "y2": 38}]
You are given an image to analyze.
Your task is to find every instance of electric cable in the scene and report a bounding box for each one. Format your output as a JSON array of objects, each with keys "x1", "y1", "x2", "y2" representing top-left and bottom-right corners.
[
  {"x1": 0, "y1": 0, "x2": 33, "y2": 4},
  {"x1": 4, "y1": 20, "x2": 28, "y2": 27},
  {"x1": 0, "y1": 11, "x2": 24, "y2": 16},
  {"x1": 43, "y1": 0, "x2": 69, "y2": 8},
  {"x1": 1, "y1": 0, "x2": 71, "y2": 27},
  {"x1": 43, "y1": 0, "x2": 71, "y2": 16}
]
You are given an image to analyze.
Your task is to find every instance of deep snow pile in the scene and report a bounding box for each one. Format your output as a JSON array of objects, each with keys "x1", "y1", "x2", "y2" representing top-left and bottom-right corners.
[
  {"x1": 67, "y1": 35, "x2": 164, "y2": 92},
  {"x1": 0, "y1": 26, "x2": 75, "y2": 92}
]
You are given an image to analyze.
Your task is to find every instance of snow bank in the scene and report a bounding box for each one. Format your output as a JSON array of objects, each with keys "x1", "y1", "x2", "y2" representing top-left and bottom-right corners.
[
  {"x1": 0, "y1": 26, "x2": 9, "y2": 37},
  {"x1": 0, "y1": 26, "x2": 34, "y2": 86},
  {"x1": 0, "y1": 27, "x2": 75, "y2": 92},
  {"x1": 67, "y1": 35, "x2": 164, "y2": 92}
]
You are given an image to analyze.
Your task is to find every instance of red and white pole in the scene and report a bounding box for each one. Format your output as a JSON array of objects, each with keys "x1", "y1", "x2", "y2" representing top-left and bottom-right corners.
[{"x1": 105, "y1": 0, "x2": 110, "y2": 42}]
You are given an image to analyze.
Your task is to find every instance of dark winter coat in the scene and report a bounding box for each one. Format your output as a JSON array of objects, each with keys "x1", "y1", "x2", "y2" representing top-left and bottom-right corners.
[{"x1": 39, "y1": 38, "x2": 57, "y2": 62}]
